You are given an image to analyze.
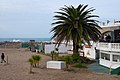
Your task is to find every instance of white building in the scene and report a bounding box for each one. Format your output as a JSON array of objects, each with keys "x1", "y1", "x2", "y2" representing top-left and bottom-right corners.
[
  {"x1": 44, "y1": 43, "x2": 72, "y2": 54},
  {"x1": 96, "y1": 42, "x2": 120, "y2": 69},
  {"x1": 84, "y1": 21, "x2": 120, "y2": 69}
]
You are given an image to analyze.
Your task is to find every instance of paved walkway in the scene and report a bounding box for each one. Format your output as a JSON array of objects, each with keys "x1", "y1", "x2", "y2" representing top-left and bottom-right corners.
[{"x1": 88, "y1": 60, "x2": 110, "y2": 74}]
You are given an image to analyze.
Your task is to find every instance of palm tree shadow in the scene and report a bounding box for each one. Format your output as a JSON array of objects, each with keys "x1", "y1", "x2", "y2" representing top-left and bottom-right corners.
[
  {"x1": 39, "y1": 66, "x2": 46, "y2": 69},
  {"x1": 29, "y1": 71, "x2": 38, "y2": 74}
]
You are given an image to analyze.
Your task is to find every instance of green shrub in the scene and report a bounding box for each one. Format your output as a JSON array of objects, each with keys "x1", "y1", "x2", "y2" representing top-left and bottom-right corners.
[
  {"x1": 29, "y1": 58, "x2": 34, "y2": 65},
  {"x1": 79, "y1": 56, "x2": 95, "y2": 64},
  {"x1": 63, "y1": 55, "x2": 72, "y2": 64},
  {"x1": 29, "y1": 55, "x2": 41, "y2": 73},
  {"x1": 71, "y1": 53, "x2": 80, "y2": 63},
  {"x1": 29, "y1": 54, "x2": 41, "y2": 67},
  {"x1": 22, "y1": 42, "x2": 29, "y2": 48},
  {"x1": 32, "y1": 55, "x2": 36, "y2": 61},
  {"x1": 74, "y1": 63, "x2": 87, "y2": 68},
  {"x1": 53, "y1": 52, "x2": 58, "y2": 58},
  {"x1": 51, "y1": 51, "x2": 59, "y2": 60},
  {"x1": 117, "y1": 72, "x2": 120, "y2": 75},
  {"x1": 56, "y1": 56, "x2": 64, "y2": 61},
  {"x1": 44, "y1": 54, "x2": 51, "y2": 56},
  {"x1": 63, "y1": 55, "x2": 72, "y2": 68},
  {"x1": 35, "y1": 55, "x2": 41, "y2": 62},
  {"x1": 28, "y1": 58, "x2": 34, "y2": 73}
]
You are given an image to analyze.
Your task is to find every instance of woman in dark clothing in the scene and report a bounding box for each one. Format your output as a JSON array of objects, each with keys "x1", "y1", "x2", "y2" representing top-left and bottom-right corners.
[{"x1": 1, "y1": 53, "x2": 6, "y2": 63}]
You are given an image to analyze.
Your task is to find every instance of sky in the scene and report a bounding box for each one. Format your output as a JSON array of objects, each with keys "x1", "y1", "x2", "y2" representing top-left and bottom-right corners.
[{"x1": 0, "y1": 0, "x2": 120, "y2": 38}]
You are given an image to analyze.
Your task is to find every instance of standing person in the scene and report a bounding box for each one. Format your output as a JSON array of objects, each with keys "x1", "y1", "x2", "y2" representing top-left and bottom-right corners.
[{"x1": 1, "y1": 53, "x2": 6, "y2": 63}]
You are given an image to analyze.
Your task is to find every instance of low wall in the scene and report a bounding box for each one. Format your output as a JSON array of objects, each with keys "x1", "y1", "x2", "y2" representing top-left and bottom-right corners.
[{"x1": 0, "y1": 42, "x2": 21, "y2": 48}]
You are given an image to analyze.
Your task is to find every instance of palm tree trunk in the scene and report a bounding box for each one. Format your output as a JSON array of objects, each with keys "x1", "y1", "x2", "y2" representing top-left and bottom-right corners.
[
  {"x1": 66, "y1": 63, "x2": 68, "y2": 69},
  {"x1": 37, "y1": 62, "x2": 39, "y2": 68},
  {"x1": 73, "y1": 41, "x2": 79, "y2": 54}
]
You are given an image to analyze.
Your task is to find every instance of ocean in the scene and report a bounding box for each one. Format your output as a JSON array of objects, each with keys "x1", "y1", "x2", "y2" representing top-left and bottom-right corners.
[{"x1": 0, "y1": 38, "x2": 51, "y2": 42}]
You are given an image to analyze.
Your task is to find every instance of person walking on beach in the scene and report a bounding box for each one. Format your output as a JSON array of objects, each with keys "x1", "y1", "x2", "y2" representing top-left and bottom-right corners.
[{"x1": 1, "y1": 53, "x2": 6, "y2": 63}]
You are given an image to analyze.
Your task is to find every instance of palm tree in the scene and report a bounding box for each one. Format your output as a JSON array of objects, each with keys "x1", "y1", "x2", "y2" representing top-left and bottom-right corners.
[
  {"x1": 28, "y1": 58, "x2": 34, "y2": 73},
  {"x1": 35, "y1": 55, "x2": 41, "y2": 67},
  {"x1": 51, "y1": 4, "x2": 101, "y2": 54},
  {"x1": 63, "y1": 55, "x2": 71, "y2": 69},
  {"x1": 28, "y1": 55, "x2": 41, "y2": 73},
  {"x1": 32, "y1": 55, "x2": 41, "y2": 67}
]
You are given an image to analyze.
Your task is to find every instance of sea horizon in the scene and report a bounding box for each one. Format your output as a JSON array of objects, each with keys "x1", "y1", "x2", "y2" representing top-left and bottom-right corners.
[{"x1": 0, "y1": 38, "x2": 51, "y2": 42}]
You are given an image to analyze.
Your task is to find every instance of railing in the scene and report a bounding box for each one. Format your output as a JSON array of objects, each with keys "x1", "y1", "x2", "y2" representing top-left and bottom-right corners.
[
  {"x1": 96, "y1": 42, "x2": 120, "y2": 52},
  {"x1": 111, "y1": 43, "x2": 120, "y2": 51}
]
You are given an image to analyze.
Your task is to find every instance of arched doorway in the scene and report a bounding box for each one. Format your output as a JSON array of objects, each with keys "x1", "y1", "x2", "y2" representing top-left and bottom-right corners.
[{"x1": 100, "y1": 31, "x2": 114, "y2": 42}]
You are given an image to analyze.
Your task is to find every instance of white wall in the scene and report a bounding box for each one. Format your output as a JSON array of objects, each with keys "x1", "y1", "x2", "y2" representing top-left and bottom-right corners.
[
  {"x1": 45, "y1": 44, "x2": 72, "y2": 54},
  {"x1": 45, "y1": 44, "x2": 55, "y2": 54},
  {"x1": 99, "y1": 51, "x2": 120, "y2": 69},
  {"x1": 100, "y1": 59, "x2": 120, "y2": 69}
]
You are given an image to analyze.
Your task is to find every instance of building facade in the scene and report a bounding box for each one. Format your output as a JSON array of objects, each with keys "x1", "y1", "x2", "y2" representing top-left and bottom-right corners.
[{"x1": 84, "y1": 21, "x2": 120, "y2": 70}]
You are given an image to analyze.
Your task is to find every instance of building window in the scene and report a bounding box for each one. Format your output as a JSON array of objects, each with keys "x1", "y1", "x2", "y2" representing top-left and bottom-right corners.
[
  {"x1": 101, "y1": 53, "x2": 110, "y2": 61},
  {"x1": 113, "y1": 55, "x2": 120, "y2": 62}
]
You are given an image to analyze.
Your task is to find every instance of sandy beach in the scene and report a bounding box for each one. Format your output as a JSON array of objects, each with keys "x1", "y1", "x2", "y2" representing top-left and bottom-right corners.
[{"x1": 0, "y1": 48, "x2": 119, "y2": 80}]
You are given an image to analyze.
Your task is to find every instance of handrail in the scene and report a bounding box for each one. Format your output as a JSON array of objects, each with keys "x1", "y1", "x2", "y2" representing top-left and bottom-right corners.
[{"x1": 96, "y1": 42, "x2": 120, "y2": 52}]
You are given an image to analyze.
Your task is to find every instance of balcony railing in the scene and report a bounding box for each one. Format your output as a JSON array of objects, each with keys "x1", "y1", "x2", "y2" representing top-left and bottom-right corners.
[{"x1": 96, "y1": 42, "x2": 120, "y2": 52}]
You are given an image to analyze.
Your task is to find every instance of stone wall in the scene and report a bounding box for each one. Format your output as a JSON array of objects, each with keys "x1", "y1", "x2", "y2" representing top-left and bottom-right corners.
[{"x1": 0, "y1": 42, "x2": 21, "y2": 48}]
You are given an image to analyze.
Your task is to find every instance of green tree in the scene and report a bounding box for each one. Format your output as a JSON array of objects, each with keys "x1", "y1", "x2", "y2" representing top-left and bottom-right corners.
[{"x1": 51, "y1": 4, "x2": 101, "y2": 54}]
